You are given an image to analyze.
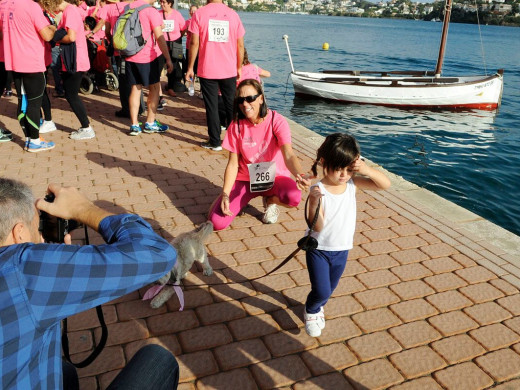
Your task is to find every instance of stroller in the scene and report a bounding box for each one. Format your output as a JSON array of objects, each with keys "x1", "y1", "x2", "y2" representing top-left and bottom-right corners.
[{"x1": 80, "y1": 38, "x2": 119, "y2": 95}]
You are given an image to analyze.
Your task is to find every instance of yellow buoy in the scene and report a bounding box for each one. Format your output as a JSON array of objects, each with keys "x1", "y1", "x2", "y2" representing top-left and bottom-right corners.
[{"x1": 322, "y1": 42, "x2": 329, "y2": 50}]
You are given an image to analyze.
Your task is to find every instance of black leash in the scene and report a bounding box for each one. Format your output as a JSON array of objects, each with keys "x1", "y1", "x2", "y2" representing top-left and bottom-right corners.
[
  {"x1": 166, "y1": 197, "x2": 321, "y2": 288},
  {"x1": 62, "y1": 226, "x2": 108, "y2": 368}
]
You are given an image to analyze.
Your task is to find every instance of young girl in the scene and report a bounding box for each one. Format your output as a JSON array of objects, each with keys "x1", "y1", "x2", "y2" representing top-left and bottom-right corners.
[{"x1": 303, "y1": 133, "x2": 391, "y2": 337}]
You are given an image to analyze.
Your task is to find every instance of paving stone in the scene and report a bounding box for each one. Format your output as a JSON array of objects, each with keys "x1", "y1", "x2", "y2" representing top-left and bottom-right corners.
[
  {"x1": 293, "y1": 372, "x2": 354, "y2": 390},
  {"x1": 455, "y1": 265, "x2": 497, "y2": 284},
  {"x1": 240, "y1": 292, "x2": 289, "y2": 315},
  {"x1": 325, "y1": 294, "x2": 364, "y2": 318},
  {"x1": 263, "y1": 330, "x2": 318, "y2": 357},
  {"x1": 213, "y1": 339, "x2": 271, "y2": 371},
  {"x1": 469, "y1": 323, "x2": 520, "y2": 351},
  {"x1": 233, "y1": 248, "x2": 274, "y2": 265},
  {"x1": 428, "y1": 311, "x2": 479, "y2": 336},
  {"x1": 422, "y1": 257, "x2": 463, "y2": 273},
  {"x1": 251, "y1": 273, "x2": 296, "y2": 293},
  {"x1": 391, "y1": 263, "x2": 433, "y2": 281},
  {"x1": 434, "y1": 362, "x2": 493, "y2": 390},
  {"x1": 282, "y1": 285, "x2": 310, "y2": 306},
  {"x1": 147, "y1": 310, "x2": 200, "y2": 336},
  {"x1": 504, "y1": 317, "x2": 520, "y2": 334},
  {"x1": 497, "y1": 294, "x2": 520, "y2": 315},
  {"x1": 317, "y1": 316, "x2": 362, "y2": 345},
  {"x1": 343, "y1": 358, "x2": 404, "y2": 390},
  {"x1": 431, "y1": 334, "x2": 486, "y2": 364},
  {"x1": 424, "y1": 273, "x2": 468, "y2": 292},
  {"x1": 352, "y1": 308, "x2": 402, "y2": 333},
  {"x1": 493, "y1": 379, "x2": 520, "y2": 390},
  {"x1": 389, "y1": 280, "x2": 435, "y2": 300},
  {"x1": 451, "y1": 253, "x2": 478, "y2": 267},
  {"x1": 177, "y1": 350, "x2": 219, "y2": 383},
  {"x1": 271, "y1": 306, "x2": 305, "y2": 330},
  {"x1": 362, "y1": 228, "x2": 399, "y2": 242},
  {"x1": 390, "y1": 248, "x2": 430, "y2": 265},
  {"x1": 74, "y1": 346, "x2": 125, "y2": 378},
  {"x1": 361, "y1": 241, "x2": 400, "y2": 256},
  {"x1": 331, "y1": 276, "x2": 366, "y2": 295},
  {"x1": 390, "y1": 224, "x2": 427, "y2": 237},
  {"x1": 228, "y1": 313, "x2": 280, "y2": 340},
  {"x1": 463, "y1": 301, "x2": 513, "y2": 325},
  {"x1": 490, "y1": 279, "x2": 520, "y2": 295},
  {"x1": 168, "y1": 287, "x2": 212, "y2": 310},
  {"x1": 354, "y1": 287, "x2": 401, "y2": 310},
  {"x1": 195, "y1": 300, "x2": 246, "y2": 325},
  {"x1": 358, "y1": 254, "x2": 400, "y2": 271},
  {"x1": 389, "y1": 320, "x2": 442, "y2": 348},
  {"x1": 124, "y1": 335, "x2": 182, "y2": 358},
  {"x1": 343, "y1": 260, "x2": 367, "y2": 276},
  {"x1": 459, "y1": 282, "x2": 506, "y2": 303},
  {"x1": 357, "y1": 269, "x2": 401, "y2": 289},
  {"x1": 66, "y1": 305, "x2": 118, "y2": 331},
  {"x1": 250, "y1": 355, "x2": 311, "y2": 389},
  {"x1": 221, "y1": 263, "x2": 266, "y2": 282},
  {"x1": 209, "y1": 281, "x2": 256, "y2": 302},
  {"x1": 391, "y1": 235, "x2": 429, "y2": 250},
  {"x1": 420, "y1": 243, "x2": 458, "y2": 258},
  {"x1": 301, "y1": 344, "x2": 358, "y2": 376},
  {"x1": 426, "y1": 291, "x2": 473, "y2": 313},
  {"x1": 475, "y1": 348, "x2": 520, "y2": 381},
  {"x1": 196, "y1": 368, "x2": 258, "y2": 390},
  {"x1": 389, "y1": 346, "x2": 447, "y2": 379},
  {"x1": 347, "y1": 331, "x2": 402, "y2": 361},
  {"x1": 178, "y1": 324, "x2": 233, "y2": 353},
  {"x1": 66, "y1": 330, "x2": 93, "y2": 355},
  {"x1": 94, "y1": 319, "x2": 149, "y2": 347},
  {"x1": 390, "y1": 376, "x2": 443, "y2": 390},
  {"x1": 389, "y1": 299, "x2": 438, "y2": 322}
]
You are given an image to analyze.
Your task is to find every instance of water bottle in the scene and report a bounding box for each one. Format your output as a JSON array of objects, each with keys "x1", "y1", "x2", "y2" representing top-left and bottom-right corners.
[{"x1": 188, "y1": 78, "x2": 194, "y2": 96}]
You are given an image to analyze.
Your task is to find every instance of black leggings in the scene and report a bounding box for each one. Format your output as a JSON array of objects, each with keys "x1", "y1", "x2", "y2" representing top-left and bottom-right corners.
[
  {"x1": 13, "y1": 72, "x2": 46, "y2": 139},
  {"x1": 41, "y1": 69, "x2": 52, "y2": 122},
  {"x1": 61, "y1": 71, "x2": 89, "y2": 128}
]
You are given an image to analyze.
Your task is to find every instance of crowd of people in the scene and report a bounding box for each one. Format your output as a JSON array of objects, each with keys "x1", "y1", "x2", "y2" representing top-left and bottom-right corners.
[{"x1": 0, "y1": 0, "x2": 392, "y2": 388}]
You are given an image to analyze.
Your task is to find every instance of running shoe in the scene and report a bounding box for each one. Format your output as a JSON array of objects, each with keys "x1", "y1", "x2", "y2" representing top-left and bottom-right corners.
[
  {"x1": 262, "y1": 203, "x2": 280, "y2": 224},
  {"x1": 200, "y1": 141, "x2": 222, "y2": 151},
  {"x1": 39, "y1": 120, "x2": 57, "y2": 134},
  {"x1": 26, "y1": 138, "x2": 55, "y2": 153},
  {"x1": 129, "y1": 124, "x2": 142, "y2": 136},
  {"x1": 144, "y1": 120, "x2": 168, "y2": 133},
  {"x1": 304, "y1": 310, "x2": 322, "y2": 337},
  {"x1": 0, "y1": 129, "x2": 13, "y2": 142},
  {"x1": 70, "y1": 126, "x2": 95, "y2": 140}
]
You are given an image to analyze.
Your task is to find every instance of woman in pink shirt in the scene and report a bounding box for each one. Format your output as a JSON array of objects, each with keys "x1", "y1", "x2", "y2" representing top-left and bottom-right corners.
[
  {"x1": 208, "y1": 79, "x2": 312, "y2": 230},
  {"x1": 43, "y1": 0, "x2": 95, "y2": 140},
  {"x1": 237, "y1": 48, "x2": 271, "y2": 85}
]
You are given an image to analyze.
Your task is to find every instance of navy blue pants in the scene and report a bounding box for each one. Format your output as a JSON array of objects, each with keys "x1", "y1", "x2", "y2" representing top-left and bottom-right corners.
[{"x1": 305, "y1": 249, "x2": 349, "y2": 314}]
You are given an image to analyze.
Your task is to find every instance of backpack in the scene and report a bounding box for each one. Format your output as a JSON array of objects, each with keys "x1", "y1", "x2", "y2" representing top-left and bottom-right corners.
[{"x1": 112, "y1": 4, "x2": 151, "y2": 57}]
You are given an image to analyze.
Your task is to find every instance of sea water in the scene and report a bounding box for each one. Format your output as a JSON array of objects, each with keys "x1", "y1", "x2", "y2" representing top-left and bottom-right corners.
[{"x1": 182, "y1": 11, "x2": 520, "y2": 237}]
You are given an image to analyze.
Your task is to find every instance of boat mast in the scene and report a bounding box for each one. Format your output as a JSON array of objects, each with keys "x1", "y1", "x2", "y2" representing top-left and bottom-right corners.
[{"x1": 434, "y1": 0, "x2": 452, "y2": 77}]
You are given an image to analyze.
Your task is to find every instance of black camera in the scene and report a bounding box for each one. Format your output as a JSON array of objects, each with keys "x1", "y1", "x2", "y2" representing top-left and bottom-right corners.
[{"x1": 39, "y1": 193, "x2": 82, "y2": 243}]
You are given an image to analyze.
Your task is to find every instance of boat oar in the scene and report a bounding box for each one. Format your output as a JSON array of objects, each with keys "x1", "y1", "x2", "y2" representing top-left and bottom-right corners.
[{"x1": 282, "y1": 35, "x2": 295, "y2": 73}]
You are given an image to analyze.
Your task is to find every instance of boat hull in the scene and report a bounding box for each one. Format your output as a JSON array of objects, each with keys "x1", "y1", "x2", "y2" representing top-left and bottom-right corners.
[{"x1": 291, "y1": 71, "x2": 504, "y2": 111}]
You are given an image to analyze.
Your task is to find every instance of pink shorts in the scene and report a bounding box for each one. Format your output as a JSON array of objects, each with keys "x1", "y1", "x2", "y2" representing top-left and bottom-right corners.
[{"x1": 209, "y1": 176, "x2": 302, "y2": 231}]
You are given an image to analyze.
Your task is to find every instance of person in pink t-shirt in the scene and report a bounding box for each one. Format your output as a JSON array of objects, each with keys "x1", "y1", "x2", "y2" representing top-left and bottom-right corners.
[
  {"x1": 44, "y1": 0, "x2": 96, "y2": 140},
  {"x1": 1, "y1": 0, "x2": 57, "y2": 152},
  {"x1": 185, "y1": 0, "x2": 245, "y2": 151},
  {"x1": 159, "y1": 0, "x2": 185, "y2": 97},
  {"x1": 183, "y1": 5, "x2": 198, "y2": 81},
  {"x1": 237, "y1": 48, "x2": 271, "y2": 85},
  {"x1": 124, "y1": 0, "x2": 173, "y2": 137},
  {"x1": 208, "y1": 79, "x2": 312, "y2": 231}
]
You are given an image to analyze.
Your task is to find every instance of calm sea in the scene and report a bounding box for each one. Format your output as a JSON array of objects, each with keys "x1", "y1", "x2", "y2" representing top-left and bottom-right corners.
[{"x1": 181, "y1": 11, "x2": 520, "y2": 237}]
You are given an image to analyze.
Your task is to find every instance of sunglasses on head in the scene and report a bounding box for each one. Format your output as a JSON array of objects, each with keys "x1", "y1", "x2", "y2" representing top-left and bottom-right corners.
[{"x1": 237, "y1": 94, "x2": 261, "y2": 104}]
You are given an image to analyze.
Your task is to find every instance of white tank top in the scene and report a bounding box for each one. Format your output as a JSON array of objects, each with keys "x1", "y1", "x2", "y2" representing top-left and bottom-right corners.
[{"x1": 307, "y1": 180, "x2": 357, "y2": 251}]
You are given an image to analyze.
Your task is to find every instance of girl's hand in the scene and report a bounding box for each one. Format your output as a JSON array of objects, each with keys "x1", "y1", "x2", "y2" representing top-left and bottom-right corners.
[
  {"x1": 350, "y1": 157, "x2": 369, "y2": 176},
  {"x1": 296, "y1": 173, "x2": 314, "y2": 192},
  {"x1": 220, "y1": 193, "x2": 233, "y2": 216},
  {"x1": 308, "y1": 185, "x2": 323, "y2": 203}
]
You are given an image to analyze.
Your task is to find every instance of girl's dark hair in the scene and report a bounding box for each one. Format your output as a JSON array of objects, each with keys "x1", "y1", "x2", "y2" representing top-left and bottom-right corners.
[
  {"x1": 311, "y1": 133, "x2": 360, "y2": 177},
  {"x1": 164, "y1": 0, "x2": 174, "y2": 6},
  {"x1": 242, "y1": 48, "x2": 250, "y2": 66},
  {"x1": 84, "y1": 16, "x2": 96, "y2": 31},
  {"x1": 233, "y1": 79, "x2": 268, "y2": 121}
]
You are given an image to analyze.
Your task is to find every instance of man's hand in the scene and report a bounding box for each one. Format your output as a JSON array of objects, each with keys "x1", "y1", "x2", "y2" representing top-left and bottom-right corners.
[
  {"x1": 36, "y1": 184, "x2": 113, "y2": 231},
  {"x1": 166, "y1": 59, "x2": 174, "y2": 74},
  {"x1": 185, "y1": 68, "x2": 194, "y2": 83}
]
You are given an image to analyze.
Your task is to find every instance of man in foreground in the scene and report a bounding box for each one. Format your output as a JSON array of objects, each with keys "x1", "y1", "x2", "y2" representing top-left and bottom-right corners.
[{"x1": 0, "y1": 178, "x2": 178, "y2": 389}]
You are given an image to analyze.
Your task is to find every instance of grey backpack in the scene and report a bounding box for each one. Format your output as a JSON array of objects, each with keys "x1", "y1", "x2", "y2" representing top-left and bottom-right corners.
[{"x1": 112, "y1": 4, "x2": 152, "y2": 57}]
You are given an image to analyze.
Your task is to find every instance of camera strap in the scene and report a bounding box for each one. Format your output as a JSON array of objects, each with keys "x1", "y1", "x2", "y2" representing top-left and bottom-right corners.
[{"x1": 61, "y1": 226, "x2": 108, "y2": 368}]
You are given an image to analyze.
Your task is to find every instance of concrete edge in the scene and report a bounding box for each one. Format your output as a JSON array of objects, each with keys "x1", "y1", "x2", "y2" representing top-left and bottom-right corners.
[{"x1": 286, "y1": 117, "x2": 520, "y2": 257}]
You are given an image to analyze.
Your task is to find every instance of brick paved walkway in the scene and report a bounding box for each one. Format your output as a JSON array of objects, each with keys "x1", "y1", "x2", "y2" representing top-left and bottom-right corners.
[{"x1": 1, "y1": 85, "x2": 520, "y2": 390}]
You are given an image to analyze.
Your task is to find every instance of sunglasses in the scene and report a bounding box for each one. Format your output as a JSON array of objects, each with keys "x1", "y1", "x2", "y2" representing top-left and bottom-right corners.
[{"x1": 237, "y1": 94, "x2": 261, "y2": 104}]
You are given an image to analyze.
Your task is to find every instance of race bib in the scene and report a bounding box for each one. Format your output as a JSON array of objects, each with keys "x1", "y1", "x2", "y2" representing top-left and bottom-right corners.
[
  {"x1": 163, "y1": 20, "x2": 174, "y2": 33},
  {"x1": 248, "y1": 161, "x2": 276, "y2": 192},
  {"x1": 208, "y1": 19, "x2": 229, "y2": 43}
]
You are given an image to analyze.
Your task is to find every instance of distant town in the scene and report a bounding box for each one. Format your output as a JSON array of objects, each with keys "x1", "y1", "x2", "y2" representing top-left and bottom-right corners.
[{"x1": 176, "y1": 0, "x2": 520, "y2": 26}]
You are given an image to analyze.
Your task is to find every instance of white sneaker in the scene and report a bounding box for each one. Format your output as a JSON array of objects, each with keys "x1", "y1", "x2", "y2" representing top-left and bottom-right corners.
[
  {"x1": 39, "y1": 120, "x2": 57, "y2": 134},
  {"x1": 304, "y1": 310, "x2": 322, "y2": 337},
  {"x1": 317, "y1": 307, "x2": 325, "y2": 330},
  {"x1": 70, "y1": 126, "x2": 95, "y2": 140},
  {"x1": 262, "y1": 203, "x2": 279, "y2": 224}
]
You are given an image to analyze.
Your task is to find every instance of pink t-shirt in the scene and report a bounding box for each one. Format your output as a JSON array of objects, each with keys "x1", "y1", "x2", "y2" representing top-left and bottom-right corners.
[
  {"x1": 0, "y1": 0, "x2": 5, "y2": 62},
  {"x1": 1, "y1": 0, "x2": 50, "y2": 72},
  {"x1": 223, "y1": 110, "x2": 292, "y2": 181},
  {"x1": 87, "y1": 6, "x2": 105, "y2": 41},
  {"x1": 160, "y1": 9, "x2": 185, "y2": 41},
  {"x1": 125, "y1": 0, "x2": 162, "y2": 64},
  {"x1": 238, "y1": 63, "x2": 263, "y2": 84},
  {"x1": 78, "y1": 1, "x2": 88, "y2": 20},
  {"x1": 59, "y1": 4, "x2": 90, "y2": 72},
  {"x1": 97, "y1": 1, "x2": 125, "y2": 34},
  {"x1": 185, "y1": 18, "x2": 192, "y2": 48},
  {"x1": 189, "y1": 3, "x2": 245, "y2": 79}
]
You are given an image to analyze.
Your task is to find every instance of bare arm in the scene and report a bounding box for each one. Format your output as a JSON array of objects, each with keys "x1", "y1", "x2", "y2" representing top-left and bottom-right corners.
[
  {"x1": 39, "y1": 25, "x2": 57, "y2": 42},
  {"x1": 220, "y1": 152, "x2": 239, "y2": 216},
  {"x1": 153, "y1": 25, "x2": 173, "y2": 73},
  {"x1": 185, "y1": 33, "x2": 199, "y2": 82},
  {"x1": 92, "y1": 18, "x2": 105, "y2": 34},
  {"x1": 259, "y1": 68, "x2": 271, "y2": 78},
  {"x1": 236, "y1": 36, "x2": 244, "y2": 80},
  {"x1": 306, "y1": 186, "x2": 324, "y2": 232},
  {"x1": 281, "y1": 143, "x2": 312, "y2": 191},
  {"x1": 58, "y1": 27, "x2": 76, "y2": 44},
  {"x1": 351, "y1": 159, "x2": 391, "y2": 191}
]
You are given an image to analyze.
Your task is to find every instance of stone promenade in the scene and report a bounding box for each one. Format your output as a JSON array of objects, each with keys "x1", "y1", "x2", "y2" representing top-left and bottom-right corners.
[{"x1": 1, "y1": 84, "x2": 520, "y2": 390}]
